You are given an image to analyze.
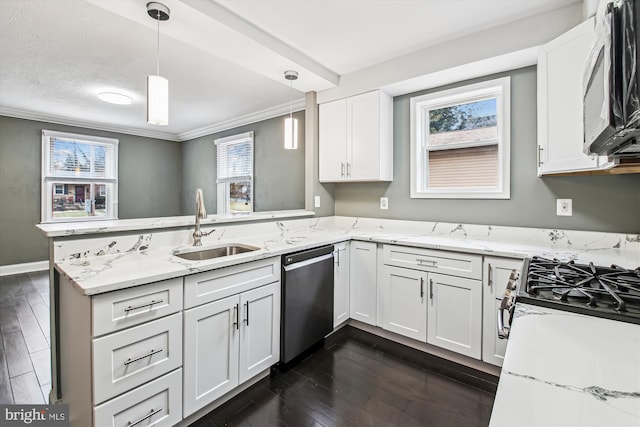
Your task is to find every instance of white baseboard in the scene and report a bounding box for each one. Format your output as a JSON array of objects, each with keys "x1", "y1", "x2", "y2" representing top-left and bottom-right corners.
[{"x1": 0, "y1": 260, "x2": 49, "y2": 276}]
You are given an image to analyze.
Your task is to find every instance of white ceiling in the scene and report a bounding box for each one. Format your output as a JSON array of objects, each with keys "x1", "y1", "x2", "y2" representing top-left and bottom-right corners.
[{"x1": 0, "y1": 0, "x2": 580, "y2": 141}]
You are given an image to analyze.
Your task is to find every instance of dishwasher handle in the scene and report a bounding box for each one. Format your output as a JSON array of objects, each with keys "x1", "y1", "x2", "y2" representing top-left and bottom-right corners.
[{"x1": 283, "y1": 253, "x2": 334, "y2": 271}]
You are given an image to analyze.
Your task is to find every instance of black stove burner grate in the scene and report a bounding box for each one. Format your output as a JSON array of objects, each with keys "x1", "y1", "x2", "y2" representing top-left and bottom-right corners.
[{"x1": 524, "y1": 257, "x2": 640, "y2": 315}]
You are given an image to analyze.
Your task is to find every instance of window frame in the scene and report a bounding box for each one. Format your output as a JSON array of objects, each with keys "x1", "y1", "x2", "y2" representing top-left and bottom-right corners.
[
  {"x1": 41, "y1": 130, "x2": 119, "y2": 223},
  {"x1": 410, "y1": 77, "x2": 511, "y2": 199},
  {"x1": 215, "y1": 131, "x2": 254, "y2": 215}
]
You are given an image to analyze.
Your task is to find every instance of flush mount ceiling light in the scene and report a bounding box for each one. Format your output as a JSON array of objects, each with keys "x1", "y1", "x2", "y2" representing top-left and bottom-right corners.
[
  {"x1": 147, "y1": 2, "x2": 170, "y2": 126},
  {"x1": 98, "y1": 92, "x2": 133, "y2": 105},
  {"x1": 284, "y1": 70, "x2": 299, "y2": 150}
]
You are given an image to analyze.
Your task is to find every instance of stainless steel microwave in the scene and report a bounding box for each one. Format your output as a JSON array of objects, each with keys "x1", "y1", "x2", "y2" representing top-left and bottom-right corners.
[{"x1": 583, "y1": 0, "x2": 640, "y2": 158}]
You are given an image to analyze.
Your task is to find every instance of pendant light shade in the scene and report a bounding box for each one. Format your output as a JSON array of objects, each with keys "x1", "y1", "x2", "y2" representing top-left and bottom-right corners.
[
  {"x1": 284, "y1": 116, "x2": 298, "y2": 150},
  {"x1": 147, "y1": 75, "x2": 168, "y2": 125},
  {"x1": 284, "y1": 70, "x2": 298, "y2": 150},
  {"x1": 147, "y1": 2, "x2": 170, "y2": 126}
]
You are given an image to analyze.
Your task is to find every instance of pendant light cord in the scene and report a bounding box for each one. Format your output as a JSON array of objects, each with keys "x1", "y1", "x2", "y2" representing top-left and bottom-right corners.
[
  {"x1": 288, "y1": 78, "x2": 293, "y2": 120},
  {"x1": 156, "y1": 10, "x2": 161, "y2": 76}
]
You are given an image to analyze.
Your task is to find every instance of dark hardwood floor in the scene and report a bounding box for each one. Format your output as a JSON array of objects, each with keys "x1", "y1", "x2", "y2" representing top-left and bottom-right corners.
[
  {"x1": 0, "y1": 271, "x2": 51, "y2": 404},
  {"x1": 191, "y1": 326, "x2": 498, "y2": 427}
]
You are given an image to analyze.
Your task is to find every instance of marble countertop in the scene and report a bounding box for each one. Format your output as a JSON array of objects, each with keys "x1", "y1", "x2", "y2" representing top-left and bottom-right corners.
[
  {"x1": 36, "y1": 209, "x2": 315, "y2": 237},
  {"x1": 490, "y1": 304, "x2": 640, "y2": 427},
  {"x1": 52, "y1": 216, "x2": 639, "y2": 296}
]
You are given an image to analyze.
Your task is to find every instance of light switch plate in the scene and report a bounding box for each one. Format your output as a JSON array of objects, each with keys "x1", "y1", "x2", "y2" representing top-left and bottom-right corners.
[
  {"x1": 314, "y1": 196, "x2": 321, "y2": 208},
  {"x1": 557, "y1": 199, "x2": 572, "y2": 216},
  {"x1": 380, "y1": 197, "x2": 389, "y2": 210}
]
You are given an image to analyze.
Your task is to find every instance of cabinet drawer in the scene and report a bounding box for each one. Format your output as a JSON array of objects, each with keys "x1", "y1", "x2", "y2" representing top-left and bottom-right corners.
[
  {"x1": 382, "y1": 245, "x2": 481, "y2": 279},
  {"x1": 94, "y1": 368, "x2": 182, "y2": 427},
  {"x1": 92, "y1": 278, "x2": 183, "y2": 337},
  {"x1": 184, "y1": 258, "x2": 280, "y2": 309},
  {"x1": 93, "y1": 313, "x2": 182, "y2": 404}
]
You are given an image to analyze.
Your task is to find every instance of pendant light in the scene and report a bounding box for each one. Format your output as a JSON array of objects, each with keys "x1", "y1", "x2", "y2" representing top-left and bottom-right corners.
[
  {"x1": 284, "y1": 70, "x2": 298, "y2": 150},
  {"x1": 147, "y1": 2, "x2": 170, "y2": 126}
]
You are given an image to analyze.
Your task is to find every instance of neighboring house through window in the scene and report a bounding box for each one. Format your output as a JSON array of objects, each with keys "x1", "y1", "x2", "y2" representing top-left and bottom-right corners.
[
  {"x1": 215, "y1": 131, "x2": 254, "y2": 215},
  {"x1": 410, "y1": 77, "x2": 511, "y2": 199},
  {"x1": 41, "y1": 130, "x2": 118, "y2": 222}
]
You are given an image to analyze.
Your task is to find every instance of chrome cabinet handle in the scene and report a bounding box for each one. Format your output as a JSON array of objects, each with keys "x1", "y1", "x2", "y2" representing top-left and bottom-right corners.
[
  {"x1": 128, "y1": 408, "x2": 163, "y2": 426},
  {"x1": 334, "y1": 249, "x2": 340, "y2": 267},
  {"x1": 124, "y1": 349, "x2": 163, "y2": 366},
  {"x1": 537, "y1": 145, "x2": 544, "y2": 167},
  {"x1": 416, "y1": 258, "x2": 437, "y2": 266},
  {"x1": 346, "y1": 162, "x2": 351, "y2": 177},
  {"x1": 429, "y1": 279, "x2": 434, "y2": 300},
  {"x1": 488, "y1": 263, "x2": 493, "y2": 288},
  {"x1": 124, "y1": 299, "x2": 163, "y2": 312},
  {"x1": 233, "y1": 304, "x2": 239, "y2": 330},
  {"x1": 420, "y1": 277, "x2": 424, "y2": 301},
  {"x1": 244, "y1": 302, "x2": 249, "y2": 326},
  {"x1": 341, "y1": 162, "x2": 345, "y2": 177}
]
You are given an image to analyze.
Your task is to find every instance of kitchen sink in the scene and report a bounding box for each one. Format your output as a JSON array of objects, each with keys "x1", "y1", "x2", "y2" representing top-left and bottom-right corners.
[{"x1": 174, "y1": 244, "x2": 260, "y2": 261}]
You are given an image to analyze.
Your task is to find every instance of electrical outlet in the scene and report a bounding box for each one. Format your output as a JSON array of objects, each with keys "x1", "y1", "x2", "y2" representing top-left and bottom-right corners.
[
  {"x1": 557, "y1": 199, "x2": 572, "y2": 216},
  {"x1": 314, "y1": 196, "x2": 321, "y2": 208},
  {"x1": 380, "y1": 197, "x2": 389, "y2": 210}
]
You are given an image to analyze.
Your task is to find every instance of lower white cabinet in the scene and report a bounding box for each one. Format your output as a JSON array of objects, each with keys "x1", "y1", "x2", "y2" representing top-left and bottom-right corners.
[
  {"x1": 183, "y1": 282, "x2": 280, "y2": 417},
  {"x1": 334, "y1": 241, "x2": 351, "y2": 327},
  {"x1": 94, "y1": 369, "x2": 182, "y2": 427},
  {"x1": 427, "y1": 272, "x2": 482, "y2": 359},
  {"x1": 349, "y1": 241, "x2": 378, "y2": 325},
  {"x1": 482, "y1": 257, "x2": 523, "y2": 366},
  {"x1": 379, "y1": 265, "x2": 427, "y2": 341}
]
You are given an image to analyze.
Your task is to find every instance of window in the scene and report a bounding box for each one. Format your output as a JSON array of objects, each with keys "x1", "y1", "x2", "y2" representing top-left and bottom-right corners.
[
  {"x1": 215, "y1": 131, "x2": 253, "y2": 215},
  {"x1": 410, "y1": 77, "x2": 510, "y2": 199},
  {"x1": 41, "y1": 130, "x2": 118, "y2": 222}
]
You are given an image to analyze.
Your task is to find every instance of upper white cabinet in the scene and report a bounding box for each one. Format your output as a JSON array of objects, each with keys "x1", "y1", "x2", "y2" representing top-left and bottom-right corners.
[
  {"x1": 482, "y1": 257, "x2": 522, "y2": 367},
  {"x1": 334, "y1": 241, "x2": 351, "y2": 327},
  {"x1": 319, "y1": 90, "x2": 393, "y2": 182},
  {"x1": 350, "y1": 241, "x2": 378, "y2": 325},
  {"x1": 537, "y1": 17, "x2": 610, "y2": 175}
]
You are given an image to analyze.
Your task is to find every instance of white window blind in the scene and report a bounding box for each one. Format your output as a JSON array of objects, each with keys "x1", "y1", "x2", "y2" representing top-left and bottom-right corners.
[
  {"x1": 215, "y1": 131, "x2": 254, "y2": 215},
  {"x1": 41, "y1": 130, "x2": 118, "y2": 223}
]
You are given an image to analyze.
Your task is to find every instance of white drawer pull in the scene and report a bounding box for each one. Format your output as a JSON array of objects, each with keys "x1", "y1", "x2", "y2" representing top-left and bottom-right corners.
[
  {"x1": 124, "y1": 349, "x2": 163, "y2": 366},
  {"x1": 128, "y1": 408, "x2": 163, "y2": 426},
  {"x1": 416, "y1": 258, "x2": 437, "y2": 266},
  {"x1": 124, "y1": 299, "x2": 164, "y2": 312}
]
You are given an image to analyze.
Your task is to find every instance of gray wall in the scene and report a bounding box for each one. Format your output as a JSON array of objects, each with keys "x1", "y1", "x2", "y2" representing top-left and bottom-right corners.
[
  {"x1": 0, "y1": 116, "x2": 182, "y2": 266},
  {"x1": 335, "y1": 67, "x2": 640, "y2": 234},
  {"x1": 181, "y1": 111, "x2": 305, "y2": 215}
]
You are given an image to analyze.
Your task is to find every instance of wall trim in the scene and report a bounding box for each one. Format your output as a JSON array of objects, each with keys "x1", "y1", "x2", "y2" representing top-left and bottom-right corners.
[
  {"x1": 176, "y1": 99, "x2": 306, "y2": 142},
  {"x1": 0, "y1": 98, "x2": 306, "y2": 143},
  {"x1": 0, "y1": 107, "x2": 180, "y2": 142},
  {"x1": 0, "y1": 260, "x2": 49, "y2": 277}
]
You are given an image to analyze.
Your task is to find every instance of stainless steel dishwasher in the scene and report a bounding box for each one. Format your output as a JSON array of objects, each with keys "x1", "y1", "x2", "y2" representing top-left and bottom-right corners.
[{"x1": 281, "y1": 245, "x2": 334, "y2": 364}]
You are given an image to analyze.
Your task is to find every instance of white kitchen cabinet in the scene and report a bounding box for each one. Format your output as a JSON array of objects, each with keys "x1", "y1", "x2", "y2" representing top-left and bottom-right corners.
[
  {"x1": 350, "y1": 240, "x2": 378, "y2": 325},
  {"x1": 427, "y1": 272, "x2": 482, "y2": 359},
  {"x1": 379, "y1": 265, "x2": 427, "y2": 341},
  {"x1": 333, "y1": 241, "x2": 351, "y2": 327},
  {"x1": 482, "y1": 257, "x2": 522, "y2": 367},
  {"x1": 537, "y1": 17, "x2": 610, "y2": 175},
  {"x1": 183, "y1": 282, "x2": 280, "y2": 417},
  {"x1": 238, "y1": 283, "x2": 280, "y2": 383},
  {"x1": 319, "y1": 90, "x2": 393, "y2": 182}
]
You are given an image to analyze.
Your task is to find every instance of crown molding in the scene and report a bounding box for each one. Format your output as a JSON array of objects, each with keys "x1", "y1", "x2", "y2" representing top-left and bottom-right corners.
[
  {"x1": 176, "y1": 98, "x2": 306, "y2": 141},
  {"x1": 0, "y1": 99, "x2": 307, "y2": 143},
  {"x1": 0, "y1": 107, "x2": 180, "y2": 141}
]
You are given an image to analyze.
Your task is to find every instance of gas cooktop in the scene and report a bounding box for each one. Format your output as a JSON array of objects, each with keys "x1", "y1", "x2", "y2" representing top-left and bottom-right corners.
[{"x1": 516, "y1": 256, "x2": 640, "y2": 325}]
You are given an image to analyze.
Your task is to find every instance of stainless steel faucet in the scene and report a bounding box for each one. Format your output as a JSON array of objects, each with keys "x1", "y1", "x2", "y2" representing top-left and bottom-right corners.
[{"x1": 193, "y1": 189, "x2": 214, "y2": 246}]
